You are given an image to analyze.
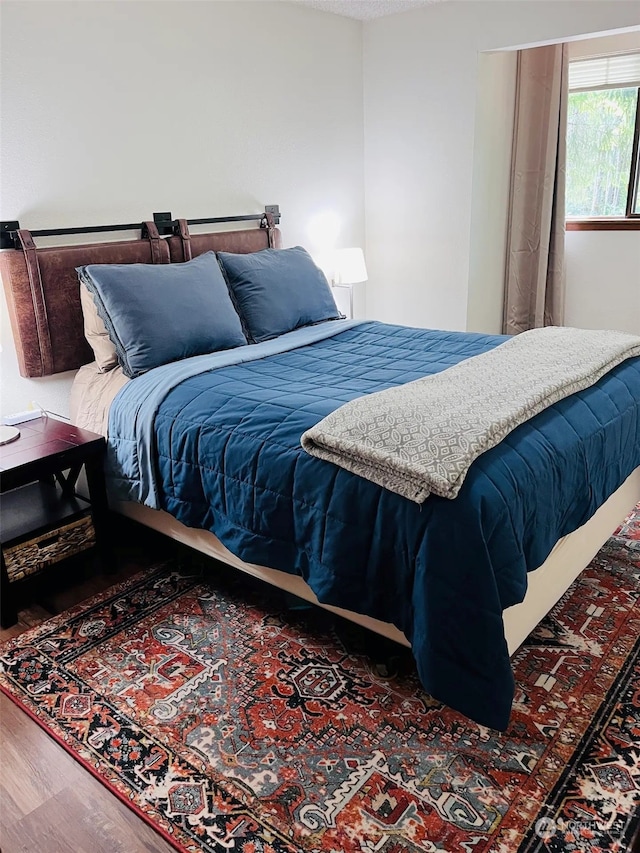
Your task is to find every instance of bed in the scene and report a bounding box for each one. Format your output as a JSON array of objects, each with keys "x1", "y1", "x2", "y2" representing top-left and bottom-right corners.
[{"x1": 2, "y1": 212, "x2": 639, "y2": 732}]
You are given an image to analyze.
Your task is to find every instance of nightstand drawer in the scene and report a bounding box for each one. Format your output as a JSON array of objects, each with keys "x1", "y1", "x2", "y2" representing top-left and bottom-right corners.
[{"x1": 4, "y1": 514, "x2": 96, "y2": 582}]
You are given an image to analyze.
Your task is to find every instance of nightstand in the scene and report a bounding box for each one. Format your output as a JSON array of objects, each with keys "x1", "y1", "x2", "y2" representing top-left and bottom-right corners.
[{"x1": 0, "y1": 417, "x2": 111, "y2": 628}]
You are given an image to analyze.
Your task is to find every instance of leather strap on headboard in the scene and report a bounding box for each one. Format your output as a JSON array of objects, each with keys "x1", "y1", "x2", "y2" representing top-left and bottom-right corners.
[
  {"x1": 176, "y1": 219, "x2": 192, "y2": 262},
  {"x1": 143, "y1": 221, "x2": 170, "y2": 264},
  {"x1": 15, "y1": 229, "x2": 54, "y2": 376},
  {"x1": 263, "y1": 212, "x2": 278, "y2": 248},
  {"x1": 166, "y1": 223, "x2": 282, "y2": 262}
]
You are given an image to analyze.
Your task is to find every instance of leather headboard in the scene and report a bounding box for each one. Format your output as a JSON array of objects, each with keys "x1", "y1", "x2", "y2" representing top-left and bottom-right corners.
[
  {"x1": 1, "y1": 221, "x2": 282, "y2": 378},
  {"x1": 166, "y1": 218, "x2": 281, "y2": 262}
]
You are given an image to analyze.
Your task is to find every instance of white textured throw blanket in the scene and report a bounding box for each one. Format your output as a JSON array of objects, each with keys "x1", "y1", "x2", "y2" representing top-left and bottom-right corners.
[{"x1": 301, "y1": 326, "x2": 640, "y2": 503}]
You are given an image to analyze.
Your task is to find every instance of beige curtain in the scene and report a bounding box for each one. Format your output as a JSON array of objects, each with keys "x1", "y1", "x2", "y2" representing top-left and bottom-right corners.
[{"x1": 503, "y1": 44, "x2": 568, "y2": 335}]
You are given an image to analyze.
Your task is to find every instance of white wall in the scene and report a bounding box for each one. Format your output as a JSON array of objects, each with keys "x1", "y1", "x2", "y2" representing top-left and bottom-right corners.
[
  {"x1": 363, "y1": 1, "x2": 640, "y2": 331},
  {"x1": 570, "y1": 30, "x2": 640, "y2": 58},
  {"x1": 0, "y1": 0, "x2": 364, "y2": 416},
  {"x1": 467, "y1": 49, "x2": 517, "y2": 334},
  {"x1": 565, "y1": 232, "x2": 640, "y2": 334}
]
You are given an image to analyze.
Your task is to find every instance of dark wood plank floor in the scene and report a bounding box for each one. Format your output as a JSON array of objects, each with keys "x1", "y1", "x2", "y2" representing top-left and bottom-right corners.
[{"x1": 0, "y1": 516, "x2": 178, "y2": 853}]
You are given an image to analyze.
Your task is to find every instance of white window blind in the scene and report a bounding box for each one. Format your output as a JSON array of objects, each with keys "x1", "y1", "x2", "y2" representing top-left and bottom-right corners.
[{"x1": 569, "y1": 52, "x2": 640, "y2": 92}]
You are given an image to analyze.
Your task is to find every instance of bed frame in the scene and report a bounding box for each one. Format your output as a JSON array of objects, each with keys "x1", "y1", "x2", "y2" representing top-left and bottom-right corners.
[
  {"x1": 116, "y1": 469, "x2": 640, "y2": 657},
  {"x1": 1, "y1": 212, "x2": 639, "y2": 659}
]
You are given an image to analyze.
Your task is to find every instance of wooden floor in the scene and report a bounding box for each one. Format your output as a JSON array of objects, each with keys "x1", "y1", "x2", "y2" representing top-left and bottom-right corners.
[{"x1": 0, "y1": 516, "x2": 178, "y2": 853}]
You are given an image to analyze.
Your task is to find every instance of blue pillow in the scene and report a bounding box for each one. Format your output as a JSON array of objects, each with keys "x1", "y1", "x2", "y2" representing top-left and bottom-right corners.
[
  {"x1": 77, "y1": 252, "x2": 246, "y2": 378},
  {"x1": 217, "y1": 246, "x2": 342, "y2": 343}
]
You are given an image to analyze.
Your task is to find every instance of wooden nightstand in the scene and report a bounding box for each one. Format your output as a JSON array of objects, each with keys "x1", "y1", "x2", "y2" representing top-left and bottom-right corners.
[{"x1": 0, "y1": 416, "x2": 111, "y2": 628}]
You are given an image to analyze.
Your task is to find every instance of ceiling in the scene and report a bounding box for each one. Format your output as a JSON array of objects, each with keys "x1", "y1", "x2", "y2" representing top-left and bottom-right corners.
[{"x1": 295, "y1": 0, "x2": 442, "y2": 21}]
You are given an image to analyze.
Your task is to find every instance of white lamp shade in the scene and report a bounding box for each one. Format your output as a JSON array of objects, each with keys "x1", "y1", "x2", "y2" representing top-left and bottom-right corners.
[{"x1": 332, "y1": 247, "x2": 368, "y2": 285}]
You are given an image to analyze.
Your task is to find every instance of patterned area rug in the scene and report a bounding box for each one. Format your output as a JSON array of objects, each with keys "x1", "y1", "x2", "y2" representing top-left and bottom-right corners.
[{"x1": 1, "y1": 510, "x2": 639, "y2": 853}]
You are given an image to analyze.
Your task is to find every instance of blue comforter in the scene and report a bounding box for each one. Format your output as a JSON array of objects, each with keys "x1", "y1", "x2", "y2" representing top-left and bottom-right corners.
[{"x1": 108, "y1": 320, "x2": 640, "y2": 730}]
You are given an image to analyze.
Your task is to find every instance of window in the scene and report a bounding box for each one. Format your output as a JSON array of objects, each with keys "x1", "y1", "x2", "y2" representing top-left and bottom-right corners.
[{"x1": 566, "y1": 52, "x2": 640, "y2": 228}]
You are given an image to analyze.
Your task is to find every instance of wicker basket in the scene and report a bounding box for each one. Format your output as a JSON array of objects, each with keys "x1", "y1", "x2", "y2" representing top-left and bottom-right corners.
[{"x1": 4, "y1": 514, "x2": 96, "y2": 582}]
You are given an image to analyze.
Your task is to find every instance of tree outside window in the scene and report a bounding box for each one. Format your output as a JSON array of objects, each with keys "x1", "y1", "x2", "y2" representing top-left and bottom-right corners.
[{"x1": 566, "y1": 53, "x2": 640, "y2": 227}]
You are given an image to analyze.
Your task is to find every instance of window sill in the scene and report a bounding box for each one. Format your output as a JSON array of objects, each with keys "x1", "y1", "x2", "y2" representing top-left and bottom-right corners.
[{"x1": 566, "y1": 218, "x2": 640, "y2": 231}]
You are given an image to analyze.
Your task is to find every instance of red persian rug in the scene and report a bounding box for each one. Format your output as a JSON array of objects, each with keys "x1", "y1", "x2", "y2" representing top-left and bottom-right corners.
[{"x1": 1, "y1": 509, "x2": 639, "y2": 853}]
